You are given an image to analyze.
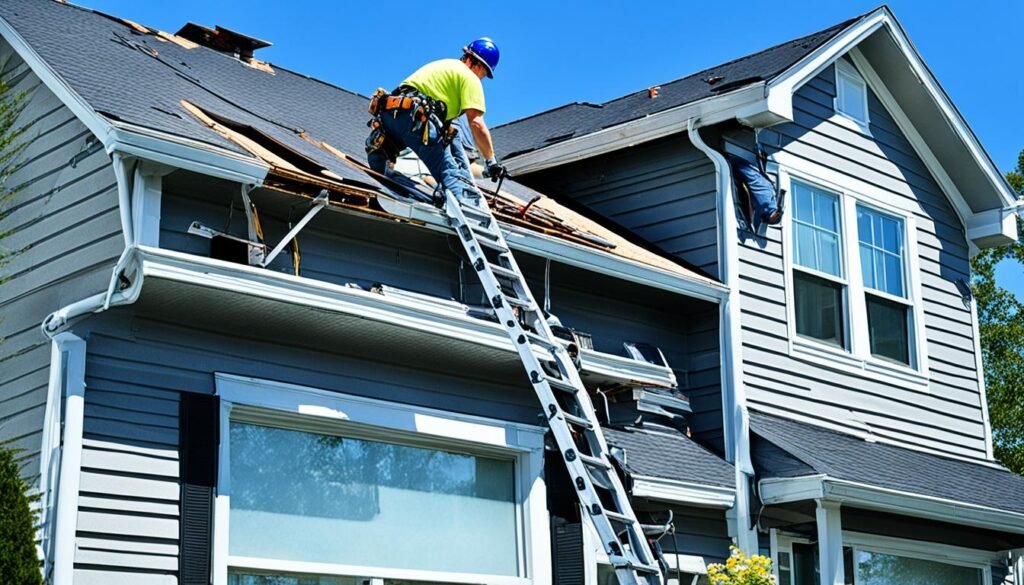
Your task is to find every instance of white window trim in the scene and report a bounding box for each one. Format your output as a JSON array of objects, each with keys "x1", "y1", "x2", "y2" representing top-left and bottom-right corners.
[
  {"x1": 212, "y1": 373, "x2": 550, "y2": 585},
  {"x1": 772, "y1": 531, "x2": 995, "y2": 585},
  {"x1": 832, "y1": 59, "x2": 871, "y2": 134},
  {"x1": 778, "y1": 164, "x2": 930, "y2": 393}
]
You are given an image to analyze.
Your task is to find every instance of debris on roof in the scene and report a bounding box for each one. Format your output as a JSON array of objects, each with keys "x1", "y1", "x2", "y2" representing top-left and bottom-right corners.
[{"x1": 0, "y1": 0, "x2": 719, "y2": 285}]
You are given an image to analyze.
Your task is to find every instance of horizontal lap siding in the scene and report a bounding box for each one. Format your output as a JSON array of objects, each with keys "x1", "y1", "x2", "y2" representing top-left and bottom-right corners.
[
  {"x1": 734, "y1": 62, "x2": 987, "y2": 460},
  {"x1": 523, "y1": 134, "x2": 720, "y2": 279},
  {"x1": 0, "y1": 41, "x2": 119, "y2": 485}
]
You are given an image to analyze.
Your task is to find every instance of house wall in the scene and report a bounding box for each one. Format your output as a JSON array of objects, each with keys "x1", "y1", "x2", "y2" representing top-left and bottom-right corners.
[
  {"x1": 507, "y1": 140, "x2": 725, "y2": 452},
  {"x1": 0, "y1": 39, "x2": 121, "y2": 485},
  {"x1": 520, "y1": 134, "x2": 720, "y2": 280},
  {"x1": 728, "y1": 61, "x2": 988, "y2": 460}
]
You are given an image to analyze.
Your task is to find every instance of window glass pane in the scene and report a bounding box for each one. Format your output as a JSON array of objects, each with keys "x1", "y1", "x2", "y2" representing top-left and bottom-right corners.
[
  {"x1": 795, "y1": 183, "x2": 815, "y2": 222},
  {"x1": 883, "y1": 254, "x2": 904, "y2": 297},
  {"x1": 867, "y1": 294, "x2": 910, "y2": 364},
  {"x1": 857, "y1": 206, "x2": 906, "y2": 298},
  {"x1": 855, "y1": 550, "x2": 983, "y2": 585},
  {"x1": 778, "y1": 551, "x2": 792, "y2": 585},
  {"x1": 229, "y1": 422, "x2": 518, "y2": 576},
  {"x1": 813, "y1": 193, "x2": 837, "y2": 232},
  {"x1": 229, "y1": 573, "x2": 356, "y2": 585},
  {"x1": 791, "y1": 543, "x2": 819, "y2": 585},
  {"x1": 817, "y1": 231, "x2": 841, "y2": 276},
  {"x1": 795, "y1": 223, "x2": 817, "y2": 269},
  {"x1": 838, "y1": 73, "x2": 867, "y2": 122},
  {"x1": 794, "y1": 272, "x2": 844, "y2": 347}
]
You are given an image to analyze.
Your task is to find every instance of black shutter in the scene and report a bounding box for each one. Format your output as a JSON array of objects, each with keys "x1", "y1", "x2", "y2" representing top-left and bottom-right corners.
[
  {"x1": 179, "y1": 393, "x2": 220, "y2": 585},
  {"x1": 551, "y1": 517, "x2": 585, "y2": 585}
]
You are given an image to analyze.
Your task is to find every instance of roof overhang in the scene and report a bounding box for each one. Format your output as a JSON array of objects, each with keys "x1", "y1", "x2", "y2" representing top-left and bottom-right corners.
[
  {"x1": 123, "y1": 245, "x2": 681, "y2": 388},
  {"x1": 631, "y1": 474, "x2": 736, "y2": 509},
  {"x1": 760, "y1": 474, "x2": 1024, "y2": 536},
  {"x1": 0, "y1": 13, "x2": 271, "y2": 185}
]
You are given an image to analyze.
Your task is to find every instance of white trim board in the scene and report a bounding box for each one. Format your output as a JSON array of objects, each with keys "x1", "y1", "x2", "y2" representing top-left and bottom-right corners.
[
  {"x1": 630, "y1": 475, "x2": 736, "y2": 509},
  {"x1": 759, "y1": 474, "x2": 1024, "y2": 536},
  {"x1": 213, "y1": 374, "x2": 549, "y2": 585}
]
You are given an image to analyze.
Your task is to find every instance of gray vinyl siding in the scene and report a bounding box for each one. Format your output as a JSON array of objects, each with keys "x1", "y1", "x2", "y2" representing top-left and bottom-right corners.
[
  {"x1": 634, "y1": 501, "x2": 730, "y2": 566},
  {"x1": 519, "y1": 134, "x2": 720, "y2": 279},
  {"x1": 0, "y1": 39, "x2": 121, "y2": 485},
  {"x1": 731, "y1": 61, "x2": 987, "y2": 460}
]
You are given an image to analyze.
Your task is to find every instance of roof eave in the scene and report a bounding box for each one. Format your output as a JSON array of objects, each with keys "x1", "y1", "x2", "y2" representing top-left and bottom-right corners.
[
  {"x1": 760, "y1": 474, "x2": 1024, "y2": 536},
  {"x1": 0, "y1": 14, "x2": 270, "y2": 186},
  {"x1": 631, "y1": 474, "x2": 736, "y2": 508}
]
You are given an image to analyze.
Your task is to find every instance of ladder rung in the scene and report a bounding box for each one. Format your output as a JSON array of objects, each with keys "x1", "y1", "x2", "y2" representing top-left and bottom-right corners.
[
  {"x1": 608, "y1": 559, "x2": 663, "y2": 575},
  {"x1": 488, "y1": 263, "x2": 522, "y2": 281},
  {"x1": 562, "y1": 412, "x2": 593, "y2": 430},
  {"x1": 461, "y1": 204, "x2": 491, "y2": 220},
  {"x1": 470, "y1": 221, "x2": 500, "y2": 239},
  {"x1": 604, "y1": 510, "x2": 637, "y2": 525},
  {"x1": 580, "y1": 453, "x2": 612, "y2": 471},
  {"x1": 542, "y1": 374, "x2": 578, "y2": 394},
  {"x1": 477, "y1": 237, "x2": 509, "y2": 253},
  {"x1": 503, "y1": 294, "x2": 535, "y2": 310},
  {"x1": 525, "y1": 331, "x2": 561, "y2": 351}
]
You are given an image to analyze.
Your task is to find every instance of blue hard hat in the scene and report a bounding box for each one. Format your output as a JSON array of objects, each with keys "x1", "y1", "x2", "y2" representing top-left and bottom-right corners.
[{"x1": 464, "y1": 38, "x2": 499, "y2": 78}]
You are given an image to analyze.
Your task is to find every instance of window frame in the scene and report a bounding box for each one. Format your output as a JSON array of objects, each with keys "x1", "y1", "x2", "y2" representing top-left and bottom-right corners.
[
  {"x1": 778, "y1": 165, "x2": 930, "y2": 392},
  {"x1": 788, "y1": 177, "x2": 852, "y2": 352},
  {"x1": 772, "y1": 530, "x2": 994, "y2": 585},
  {"x1": 833, "y1": 58, "x2": 871, "y2": 133},
  {"x1": 212, "y1": 373, "x2": 549, "y2": 585},
  {"x1": 856, "y1": 203, "x2": 915, "y2": 366}
]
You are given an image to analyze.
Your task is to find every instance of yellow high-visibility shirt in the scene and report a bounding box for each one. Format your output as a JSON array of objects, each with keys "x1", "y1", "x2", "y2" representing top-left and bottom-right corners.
[{"x1": 401, "y1": 58, "x2": 485, "y2": 122}]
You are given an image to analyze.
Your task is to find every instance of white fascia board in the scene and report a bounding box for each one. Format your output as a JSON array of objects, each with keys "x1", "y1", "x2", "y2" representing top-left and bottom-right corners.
[
  {"x1": 631, "y1": 475, "x2": 736, "y2": 508},
  {"x1": 766, "y1": 6, "x2": 1018, "y2": 208},
  {"x1": 107, "y1": 122, "x2": 269, "y2": 185},
  {"x1": 503, "y1": 84, "x2": 769, "y2": 176},
  {"x1": 133, "y1": 246, "x2": 677, "y2": 388},
  {"x1": 0, "y1": 15, "x2": 268, "y2": 187},
  {"x1": 759, "y1": 475, "x2": 1024, "y2": 535},
  {"x1": 375, "y1": 195, "x2": 727, "y2": 302}
]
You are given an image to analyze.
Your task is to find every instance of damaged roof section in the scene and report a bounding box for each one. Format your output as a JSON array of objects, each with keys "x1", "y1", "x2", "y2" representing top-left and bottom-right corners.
[
  {"x1": 492, "y1": 14, "x2": 862, "y2": 159},
  {"x1": 0, "y1": 0, "x2": 717, "y2": 285}
]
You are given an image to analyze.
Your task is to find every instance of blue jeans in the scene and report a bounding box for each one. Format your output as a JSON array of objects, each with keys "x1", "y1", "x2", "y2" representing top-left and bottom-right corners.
[{"x1": 368, "y1": 109, "x2": 479, "y2": 203}]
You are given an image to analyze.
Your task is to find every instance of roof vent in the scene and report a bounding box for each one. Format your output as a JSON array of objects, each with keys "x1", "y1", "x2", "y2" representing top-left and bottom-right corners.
[{"x1": 175, "y1": 22, "x2": 271, "y2": 63}]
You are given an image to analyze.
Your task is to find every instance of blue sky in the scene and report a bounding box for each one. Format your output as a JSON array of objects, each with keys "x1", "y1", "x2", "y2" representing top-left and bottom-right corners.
[{"x1": 80, "y1": 0, "x2": 1024, "y2": 296}]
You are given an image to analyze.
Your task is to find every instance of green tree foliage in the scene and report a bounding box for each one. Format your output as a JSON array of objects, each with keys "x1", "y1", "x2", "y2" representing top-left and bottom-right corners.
[
  {"x1": 0, "y1": 57, "x2": 29, "y2": 291},
  {"x1": 971, "y1": 149, "x2": 1024, "y2": 474},
  {"x1": 0, "y1": 445, "x2": 41, "y2": 585}
]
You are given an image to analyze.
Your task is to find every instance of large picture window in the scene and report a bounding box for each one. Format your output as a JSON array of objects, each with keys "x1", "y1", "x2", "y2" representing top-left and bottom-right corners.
[
  {"x1": 214, "y1": 374, "x2": 548, "y2": 585},
  {"x1": 791, "y1": 181, "x2": 846, "y2": 348},
  {"x1": 228, "y1": 422, "x2": 518, "y2": 576}
]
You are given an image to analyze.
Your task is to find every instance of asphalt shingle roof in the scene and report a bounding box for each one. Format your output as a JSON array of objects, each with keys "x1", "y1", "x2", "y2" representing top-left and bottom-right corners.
[
  {"x1": 604, "y1": 426, "x2": 734, "y2": 489},
  {"x1": 492, "y1": 15, "x2": 863, "y2": 160},
  {"x1": 750, "y1": 411, "x2": 1024, "y2": 516}
]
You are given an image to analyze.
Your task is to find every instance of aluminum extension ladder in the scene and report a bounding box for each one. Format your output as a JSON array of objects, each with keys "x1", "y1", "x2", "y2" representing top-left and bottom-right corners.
[{"x1": 443, "y1": 188, "x2": 663, "y2": 585}]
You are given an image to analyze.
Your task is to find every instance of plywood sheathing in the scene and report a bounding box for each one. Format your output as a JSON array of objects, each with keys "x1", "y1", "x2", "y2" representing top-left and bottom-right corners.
[{"x1": 155, "y1": 30, "x2": 200, "y2": 49}]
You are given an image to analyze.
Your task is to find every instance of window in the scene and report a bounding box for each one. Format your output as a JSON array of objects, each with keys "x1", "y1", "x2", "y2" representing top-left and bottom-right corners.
[
  {"x1": 774, "y1": 534, "x2": 988, "y2": 585},
  {"x1": 857, "y1": 206, "x2": 912, "y2": 365},
  {"x1": 215, "y1": 374, "x2": 547, "y2": 585},
  {"x1": 791, "y1": 180, "x2": 846, "y2": 347},
  {"x1": 835, "y1": 59, "x2": 869, "y2": 128},
  {"x1": 228, "y1": 422, "x2": 517, "y2": 576}
]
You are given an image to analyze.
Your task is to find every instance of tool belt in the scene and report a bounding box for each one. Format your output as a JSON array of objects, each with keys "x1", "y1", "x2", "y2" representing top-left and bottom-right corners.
[{"x1": 366, "y1": 86, "x2": 455, "y2": 157}]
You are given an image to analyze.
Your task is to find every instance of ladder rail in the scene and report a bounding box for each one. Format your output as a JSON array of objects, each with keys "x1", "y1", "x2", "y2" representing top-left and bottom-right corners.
[{"x1": 443, "y1": 191, "x2": 663, "y2": 585}]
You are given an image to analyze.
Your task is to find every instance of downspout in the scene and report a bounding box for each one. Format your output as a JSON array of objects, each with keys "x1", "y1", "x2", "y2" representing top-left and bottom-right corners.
[
  {"x1": 688, "y1": 119, "x2": 759, "y2": 554},
  {"x1": 40, "y1": 152, "x2": 141, "y2": 336}
]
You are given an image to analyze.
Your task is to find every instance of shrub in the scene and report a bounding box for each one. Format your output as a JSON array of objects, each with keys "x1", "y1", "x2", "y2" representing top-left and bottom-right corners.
[
  {"x1": 707, "y1": 546, "x2": 776, "y2": 585},
  {"x1": 0, "y1": 445, "x2": 41, "y2": 585}
]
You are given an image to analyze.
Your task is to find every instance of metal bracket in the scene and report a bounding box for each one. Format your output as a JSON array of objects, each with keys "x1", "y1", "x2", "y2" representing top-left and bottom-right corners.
[{"x1": 260, "y1": 189, "x2": 330, "y2": 268}]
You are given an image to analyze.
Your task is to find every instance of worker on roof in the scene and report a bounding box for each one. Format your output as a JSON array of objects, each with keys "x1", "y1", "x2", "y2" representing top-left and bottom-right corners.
[{"x1": 366, "y1": 38, "x2": 506, "y2": 205}]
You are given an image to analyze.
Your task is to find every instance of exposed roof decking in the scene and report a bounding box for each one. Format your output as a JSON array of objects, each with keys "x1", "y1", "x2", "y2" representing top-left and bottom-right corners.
[{"x1": 0, "y1": 0, "x2": 720, "y2": 290}]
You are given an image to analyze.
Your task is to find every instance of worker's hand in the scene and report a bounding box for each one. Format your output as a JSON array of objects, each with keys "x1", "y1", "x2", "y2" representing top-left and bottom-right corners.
[{"x1": 485, "y1": 158, "x2": 508, "y2": 182}]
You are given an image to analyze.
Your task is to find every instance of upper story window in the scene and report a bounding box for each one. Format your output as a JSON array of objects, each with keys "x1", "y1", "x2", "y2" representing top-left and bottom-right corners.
[
  {"x1": 783, "y1": 169, "x2": 927, "y2": 383},
  {"x1": 792, "y1": 181, "x2": 846, "y2": 348},
  {"x1": 834, "y1": 59, "x2": 870, "y2": 129},
  {"x1": 857, "y1": 206, "x2": 911, "y2": 365}
]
